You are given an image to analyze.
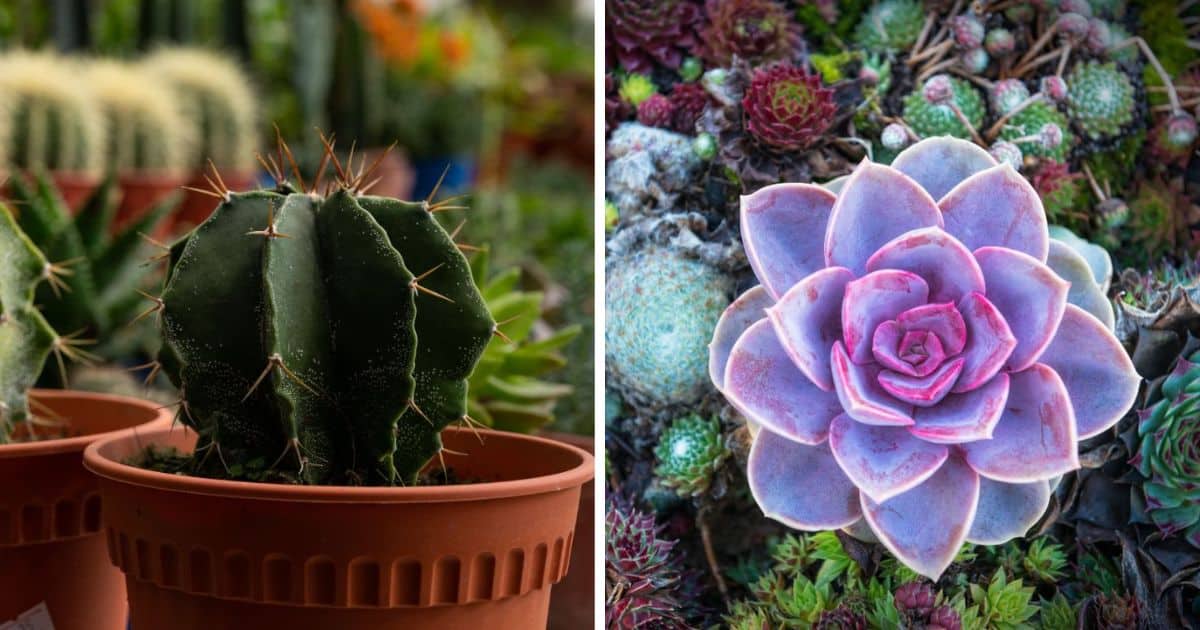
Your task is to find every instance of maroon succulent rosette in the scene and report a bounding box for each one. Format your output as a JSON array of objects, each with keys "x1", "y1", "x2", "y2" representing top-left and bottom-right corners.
[
  {"x1": 742, "y1": 64, "x2": 836, "y2": 152},
  {"x1": 606, "y1": 0, "x2": 703, "y2": 73}
]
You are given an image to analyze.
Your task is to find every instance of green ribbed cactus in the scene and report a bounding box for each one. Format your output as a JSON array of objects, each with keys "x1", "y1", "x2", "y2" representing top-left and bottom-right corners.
[
  {"x1": 143, "y1": 48, "x2": 259, "y2": 171},
  {"x1": 86, "y1": 60, "x2": 192, "y2": 173},
  {"x1": 156, "y1": 142, "x2": 494, "y2": 485},
  {"x1": 0, "y1": 51, "x2": 104, "y2": 174},
  {"x1": 0, "y1": 204, "x2": 81, "y2": 442}
]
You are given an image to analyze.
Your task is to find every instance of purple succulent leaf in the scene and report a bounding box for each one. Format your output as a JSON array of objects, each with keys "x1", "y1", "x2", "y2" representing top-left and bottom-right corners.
[
  {"x1": 1037, "y1": 304, "x2": 1140, "y2": 439},
  {"x1": 878, "y1": 357, "x2": 965, "y2": 407},
  {"x1": 866, "y1": 227, "x2": 986, "y2": 303},
  {"x1": 749, "y1": 428, "x2": 863, "y2": 529},
  {"x1": 939, "y1": 165, "x2": 1049, "y2": 261},
  {"x1": 861, "y1": 456, "x2": 980, "y2": 581},
  {"x1": 961, "y1": 364, "x2": 1079, "y2": 483},
  {"x1": 896, "y1": 302, "x2": 968, "y2": 356},
  {"x1": 742, "y1": 184, "x2": 838, "y2": 299},
  {"x1": 890, "y1": 136, "x2": 998, "y2": 201},
  {"x1": 824, "y1": 161, "x2": 942, "y2": 276},
  {"x1": 767, "y1": 266, "x2": 855, "y2": 391},
  {"x1": 842, "y1": 270, "x2": 930, "y2": 364},
  {"x1": 725, "y1": 319, "x2": 843, "y2": 444},
  {"x1": 828, "y1": 414, "x2": 949, "y2": 503},
  {"x1": 966, "y1": 478, "x2": 1052, "y2": 545},
  {"x1": 831, "y1": 341, "x2": 915, "y2": 426},
  {"x1": 1046, "y1": 240, "x2": 1114, "y2": 330},
  {"x1": 711, "y1": 285, "x2": 775, "y2": 391},
  {"x1": 974, "y1": 247, "x2": 1069, "y2": 372},
  {"x1": 954, "y1": 292, "x2": 1017, "y2": 392},
  {"x1": 911, "y1": 374, "x2": 1010, "y2": 443},
  {"x1": 874, "y1": 322, "x2": 947, "y2": 377}
]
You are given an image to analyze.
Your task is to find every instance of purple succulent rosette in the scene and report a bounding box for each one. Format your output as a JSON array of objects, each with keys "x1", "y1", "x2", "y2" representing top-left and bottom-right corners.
[{"x1": 709, "y1": 137, "x2": 1140, "y2": 579}]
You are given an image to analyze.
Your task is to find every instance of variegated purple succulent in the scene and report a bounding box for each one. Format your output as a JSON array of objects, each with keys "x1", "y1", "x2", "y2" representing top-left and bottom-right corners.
[{"x1": 709, "y1": 137, "x2": 1140, "y2": 579}]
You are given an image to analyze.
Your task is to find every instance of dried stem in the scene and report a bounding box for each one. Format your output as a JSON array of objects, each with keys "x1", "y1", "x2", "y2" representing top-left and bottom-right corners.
[{"x1": 1109, "y1": 37, "x2": 1182, "y2": 112}]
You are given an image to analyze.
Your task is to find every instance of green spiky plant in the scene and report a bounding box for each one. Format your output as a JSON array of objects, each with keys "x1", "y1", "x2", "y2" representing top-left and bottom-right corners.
[
  {"x1": 86, "y1": 60, "x2": 192, "y2": 174},
  {"x1": 654, "y1": 414, "x2": 727, "y2": 497},
  {"x1": 153, "y1": 137, "x2": 494, "y2": 485},
  {"x1": 0, "y1": 202, "x2": 93, "y2": 443},
  {"x1": 5, "y1": 173, "x2": 174, "y2": 369},
  {"x1": 143, "y1": 48, "x2": 259, "y2": 172},
  {"x1": 465, "y1": 248, "x2": 580, "y2": 433},
  {"x1": 0, "y1": 51, "x2": 105, "y2": 175}
]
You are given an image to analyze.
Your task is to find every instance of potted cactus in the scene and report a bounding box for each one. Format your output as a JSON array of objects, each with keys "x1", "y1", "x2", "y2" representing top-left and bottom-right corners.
[
  {"x1": 0, "y1": 201, "x2": 171, "y2": 629},
  {"x1": 0, "y1": 51, "x2": 106, "y2": 211},
  {"x1": 5, "y1": 173, "x2": 175, "y2": 380},
  {"x1": 143, "y1": 47, "x2": 262, "y2": 232},
  {"x1": 83, "y1": 138, "x2": 593, "y2": 628},
  {"x1": 85, "y1": 60, "x2": 192, "y2": 231}
]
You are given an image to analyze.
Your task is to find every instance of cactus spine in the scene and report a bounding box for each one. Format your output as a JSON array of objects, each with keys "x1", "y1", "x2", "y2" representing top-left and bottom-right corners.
[
  {"x1": 158, "y1": 143, "x2": 493, "y2": 485},
  {"x1": 0, "y1": 204, "x2": 78, "y2": 443},
  {"x1": 86, "y1": 60, "x2": 193, "y2": 173},
  {"x1": 5, "y1": 173, "x2": 173, "y2": 346},
  {"x1": 143, "y1": 48, "x2": 259, "y2": 171},
  {"x1": 0, "y1": 51, "x2": 105, "y2": 174}
]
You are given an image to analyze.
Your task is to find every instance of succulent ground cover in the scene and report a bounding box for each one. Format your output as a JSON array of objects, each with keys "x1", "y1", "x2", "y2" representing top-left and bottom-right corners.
[{"x1": 605, "y1": 0, "x2": 1200, "y2": 627}]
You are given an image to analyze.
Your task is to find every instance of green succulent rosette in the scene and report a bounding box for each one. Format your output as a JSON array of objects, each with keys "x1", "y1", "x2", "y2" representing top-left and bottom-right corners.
[
  {"x1": 654, "y1": 414, "x2": 728, "y2": 496},
  {"x1": 1067, "y1": 61, "x2": 1135, "y2": 141},
  {"x1": 1136, "y1": 350, "x2": 1200, "y2": 547},
  {"x1": 902, "y1": 76, "x2": 986, "y2": 139}
]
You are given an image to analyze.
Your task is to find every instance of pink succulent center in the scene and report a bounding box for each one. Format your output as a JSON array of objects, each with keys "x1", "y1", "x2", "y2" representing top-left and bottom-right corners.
[
  {"x1": 899, "y1": 330, "x2": 932, "y2": 363},
  {"x1": 868, "y1": 302, "x2": 973, "y2": 406}
]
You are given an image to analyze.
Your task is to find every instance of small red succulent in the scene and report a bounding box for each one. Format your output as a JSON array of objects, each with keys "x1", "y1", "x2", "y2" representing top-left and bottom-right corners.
[
  {"x1": 741, "y1": 64, "x2": 836, "y2": 152},
  {"x1": 703, "y1": 0, "x2": 798, "y2": 66},
  {"x1": 607, "y1": 0, "x2": 704, "y2": 73},
  {"x1": 669, "y1": 82, "x2": 711, "y2": 134},
  {"x1": 637, "y1": 94, "x2": 677, "y2": 129}
]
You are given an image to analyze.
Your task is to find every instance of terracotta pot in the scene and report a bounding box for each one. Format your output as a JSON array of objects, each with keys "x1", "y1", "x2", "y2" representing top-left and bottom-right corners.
[
  {"x1": 0, "y1": 390, "x2": 172, "y2": 630},
  {"x1": 539, "y1": 431, "x2": 595, "y2": 630},
  {"x1": 174, "y1": 169, "x2": 258, "y2": 234},
  {"x1": 49, "y1": 171, "x2": 102, "y2": 213},
  {"x1": 0, "y1": 171, "x2": 100, "y2": 215},
  {"x1": 114, "y1": 171, "x2": 186, "y2": 234},
  {"x1": 84, "y1": 426, "x2": 594, "y2": 629}
]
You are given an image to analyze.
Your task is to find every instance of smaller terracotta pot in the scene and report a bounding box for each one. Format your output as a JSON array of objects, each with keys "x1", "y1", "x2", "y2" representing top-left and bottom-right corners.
[
  {"x1": 49, "y1": 171, "x2": 102, "y2": 213},
  {"x1": 540, "y1": 431, "x2": 595, "y2": 630},
  {"x1": 0, "y1": 390, "x2": 172, "y2": 630},
  {"x1": 84, "y1": 426, "x2": 594, "y2": 629},
  {"x1": 114, "y1": 171, "x2": 186, "y2": 234},
  {"x1": 0, "y1": 171, "x2": 100, "y2": 215},
  {"x1": 174, "y1": 169, "x2": 258, "y2": 234}
]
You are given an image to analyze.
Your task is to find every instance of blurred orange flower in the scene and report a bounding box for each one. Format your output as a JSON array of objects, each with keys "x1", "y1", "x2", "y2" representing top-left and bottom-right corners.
[
  {"x1": 439, "y1": 31, "x2": 471, "y2": 69},
  {"x1": 352, "y1": 0, "x2": 424, "y2": 64}
]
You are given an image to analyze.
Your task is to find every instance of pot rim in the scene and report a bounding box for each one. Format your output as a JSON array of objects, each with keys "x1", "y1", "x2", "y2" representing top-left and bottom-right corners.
[
  {"x1": 115, "y1": 170, "x2": 189, "y2": 183},
  {"x1": 0, "y1": 389, "x2": 171, "y2": 459},
  {"x1": 84, "y1": 424, "x2": 595, "y2": 504}
]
